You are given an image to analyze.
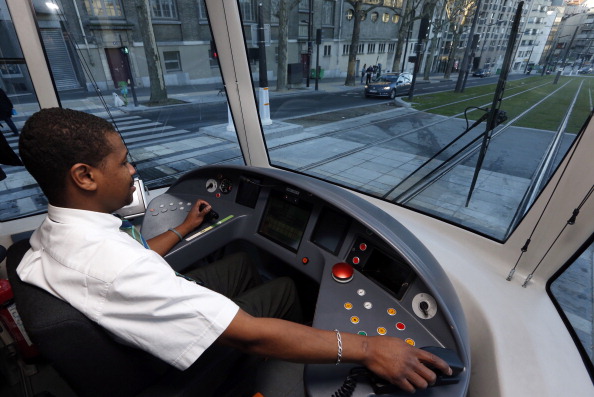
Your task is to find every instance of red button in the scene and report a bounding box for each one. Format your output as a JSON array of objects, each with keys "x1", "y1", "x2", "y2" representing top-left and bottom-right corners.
[
  {"x1": 352, "y1": 256, "x2": 360, "y2": 265},
  {"x1": 359, "y1": 243, "x2": 367, "y2": 251},
  {"x1": 396, "y1": 322, "x2": 406, "y2": 331},
  {"x1": 332, "y1": 262, "x2": 354, "y2": 283},
  {"x1": 302, "y1": 257, "x2": 309, "y2": 264}
]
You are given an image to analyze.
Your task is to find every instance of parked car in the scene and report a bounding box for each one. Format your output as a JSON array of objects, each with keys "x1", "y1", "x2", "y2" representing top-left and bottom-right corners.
[
  {"x1": 472, "y1": 69, "x2": 491, "y2": 78},
  {"x1": 578, "y1": 67, "x2": 592, "y2": 74},
  {"x1": 364, "y1": 72, "x2": 412, "y2": 99}
]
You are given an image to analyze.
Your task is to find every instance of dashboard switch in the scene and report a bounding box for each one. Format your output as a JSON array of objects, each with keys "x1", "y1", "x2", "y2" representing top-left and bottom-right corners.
[{"x1": 331, "y1": 262, "x2": 354, "y2": 283}]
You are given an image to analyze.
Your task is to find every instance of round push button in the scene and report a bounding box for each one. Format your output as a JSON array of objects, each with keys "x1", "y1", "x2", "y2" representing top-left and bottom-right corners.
[{"x1": 332, "y1": 263, "x2": 354, "y2": 283}]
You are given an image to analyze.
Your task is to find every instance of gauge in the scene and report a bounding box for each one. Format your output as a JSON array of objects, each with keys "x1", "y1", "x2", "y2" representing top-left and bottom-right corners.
[
  {"x1": 219, "y1": 178, "x2": 233, "y2": 194},
  {"x1": 205, "y1": 179, "x2": 218, "y2": 193},
  {"x1": 412, "y1": 293, "x2": 438, "y2": 320}
]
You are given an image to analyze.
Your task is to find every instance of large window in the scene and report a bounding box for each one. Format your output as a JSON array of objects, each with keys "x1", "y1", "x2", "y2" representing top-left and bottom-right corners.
[
  {"x1": 151, "y1": 0, "x2": 178, "y2": 19},
  {"x1": 550, "y1": 238, "x2": 594, "y2": 373},
  {"x1": 0, "y1": 0, "x2": 238, "y2": 222},
  {"x1": 84, "y1": 0, "x2": 123, "y2": 17}
]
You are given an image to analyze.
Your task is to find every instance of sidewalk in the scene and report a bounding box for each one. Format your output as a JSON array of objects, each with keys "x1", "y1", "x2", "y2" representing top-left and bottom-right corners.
[{"x1": 8, "y1": 73, "x2": 452, "y2": 121}]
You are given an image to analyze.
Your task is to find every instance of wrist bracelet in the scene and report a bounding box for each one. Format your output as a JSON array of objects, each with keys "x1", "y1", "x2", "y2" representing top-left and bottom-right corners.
[
  {"x1": 168, "y1": 228, "x2": 183, "y2": 242},
  {"x1": 334, "y1": 329, "x2": 342, "y2": 365}
]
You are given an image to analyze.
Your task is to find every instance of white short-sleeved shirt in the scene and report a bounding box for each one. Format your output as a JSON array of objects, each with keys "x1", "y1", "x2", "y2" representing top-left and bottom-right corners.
[{"x1": 17, "y1": 205, "x2": 239, "y2": 370}]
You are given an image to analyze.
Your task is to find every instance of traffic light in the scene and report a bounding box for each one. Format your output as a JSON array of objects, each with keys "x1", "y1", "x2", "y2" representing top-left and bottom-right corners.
[
  {"x1": 209, "y1": 40, "x2": 218, "y2": 59},
  {"x1": 120, "y1": 46, "x2": 129, "y2": 55}
]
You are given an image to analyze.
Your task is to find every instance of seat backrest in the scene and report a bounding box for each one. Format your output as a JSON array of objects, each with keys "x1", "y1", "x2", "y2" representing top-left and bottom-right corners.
[{"x1": 6, "y1": 239, "x2": 170, "y2": 397}]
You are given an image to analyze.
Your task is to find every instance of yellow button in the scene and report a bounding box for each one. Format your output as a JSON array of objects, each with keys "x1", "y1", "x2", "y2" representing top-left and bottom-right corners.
[
  {"x1": 377, "y1": 327, "x2": 387, "y2": 335},
  {"x1": 387, "y1": 308, "x2": 397, "y2": 316},
  {"x1": 350, "y1": 316, "x2": 360, "y2": 324},
  {"x1": 405, "y1": 338, "x2": 415, "y2": 346},
  {"x1": 344, "y1": 302, "x2": 353, "y2": 310}
]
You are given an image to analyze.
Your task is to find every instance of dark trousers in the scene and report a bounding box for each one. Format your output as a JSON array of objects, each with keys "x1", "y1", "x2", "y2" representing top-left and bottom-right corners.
[
  {"x1": 176, "y1": 252, "x2": 303, "y2": 396},
  {"x1": 184, "y1": 252, "x2": 302, "y2": 322},
  {"x1": 0, "y1": 116, "x2": 18, "y2": 135}
]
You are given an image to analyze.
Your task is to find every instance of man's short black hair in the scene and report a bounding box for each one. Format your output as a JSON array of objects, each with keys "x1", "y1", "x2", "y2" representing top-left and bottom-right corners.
[{"x1": 19, "y1": 108, "x2": 118, "y2": 203}]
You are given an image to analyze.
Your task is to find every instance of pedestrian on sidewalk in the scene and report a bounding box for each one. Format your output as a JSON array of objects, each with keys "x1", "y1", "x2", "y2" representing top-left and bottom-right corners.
[
  {"x1": 0, "y1": 88, "x2": 19, "y2": 136},
  {"x1": 361, "y1": 64, "x2": 366, "y2": 84}
]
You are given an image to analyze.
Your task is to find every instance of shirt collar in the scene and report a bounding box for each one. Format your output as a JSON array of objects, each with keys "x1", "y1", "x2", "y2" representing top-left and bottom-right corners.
[{"x1": 47, "y1": 204, "x2": 122, "y2": 230}]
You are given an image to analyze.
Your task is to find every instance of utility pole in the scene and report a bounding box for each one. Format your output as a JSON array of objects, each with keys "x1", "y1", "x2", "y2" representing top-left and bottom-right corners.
[
  {"x1": 306, "y1": 0, "x2": 313, "y2": 87},
  {"x1": 257, "y1": 3, "x2": 271, "y2": 125}
]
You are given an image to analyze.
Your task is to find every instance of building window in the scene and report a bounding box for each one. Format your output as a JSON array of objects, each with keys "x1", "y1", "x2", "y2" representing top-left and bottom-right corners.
[
  {"x1": 163, "y1": 51, "x2": 182, "y2": 72},
  {"x1": 324, "y1": 45, "x2": 331, "y2": 56},
  {"x1": 271, "y1": 0, "x2": 279, "y2": 23},
  {"x1": 346, "y1": 9, "x2": 354, "y2": 21},
  {"x1": 322, "y1": 1, "x2": 334, "y2": 25},
  {"x1": 358, "y1": 43, "x2": 364, "y2": 53},
  {"x1": 239, "y1": 0, "x2": 255, "y2": 22},
  {"x1": 342, "y1": 44, "x2": 350, "y2": 55},
  {"x1": 371, "y1": 12, "x2": 378, "y2": 22},
  {"x1": 392, "y1": 14, "x2": 399, "y2": 23},
  {"x1": 379, "y1": 43, "x2": 386, "y2": 53},
  {"x1": 382, "y1": 13, "x2": 390, "y2": 23},
  {"x1": 84, "y1": 0, "x2": 123, "y2": 17},
  {"x1": 388, "y1": 43, "x2": 395, "y2": 52},
  {"x1": 367, "y1": 43, "x2": 376, "y2": 53},
  {"x1": 198, "y1": 0, "x2": 207, "y2": 20},
  {"x1": 151, "y1": 0, "x2": 177, "y2": 19}
]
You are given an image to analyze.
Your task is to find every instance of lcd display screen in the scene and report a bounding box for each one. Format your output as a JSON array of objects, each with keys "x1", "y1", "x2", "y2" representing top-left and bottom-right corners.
[
  {"x1": 311, "y1": 207, "x2": 350, "y2": 254},
  {"x1": 259, "y1": 191, "x2": 312, "y2": 251}
]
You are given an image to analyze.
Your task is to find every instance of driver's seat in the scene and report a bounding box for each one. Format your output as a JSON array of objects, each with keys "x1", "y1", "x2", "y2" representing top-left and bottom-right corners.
[{"x1": 5, "y1": 239, "x2": 257, "y2": 397}]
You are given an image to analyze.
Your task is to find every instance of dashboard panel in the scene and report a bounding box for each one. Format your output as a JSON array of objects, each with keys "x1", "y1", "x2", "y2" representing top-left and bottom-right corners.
[{"x1": 141, "y1": 165, "x2": 470, "y2": 397}]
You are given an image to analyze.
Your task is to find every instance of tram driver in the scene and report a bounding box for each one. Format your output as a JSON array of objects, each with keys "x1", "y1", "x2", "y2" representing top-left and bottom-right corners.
[{"x1": 16, "y1": 108, "x2": 451, "y2": 395}]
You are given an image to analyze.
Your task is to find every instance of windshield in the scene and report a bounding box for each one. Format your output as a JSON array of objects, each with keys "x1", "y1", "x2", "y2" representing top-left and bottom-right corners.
[
  {"x1": 238, "y1": 0, "x2": 590, "y2": 242},
  {"x1": 0, "y1": 0, "x2": 591, "y2": 243}
]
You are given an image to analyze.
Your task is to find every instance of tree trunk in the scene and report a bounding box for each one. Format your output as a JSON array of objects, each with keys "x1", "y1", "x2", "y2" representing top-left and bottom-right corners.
[
  {"x1": 344, "y1": 2, "x2": 363, "y2": 86},
  {"x1": 391, "y1": 0, "x2": 413, "y2": 73},
  {"x1": 276, "y1": 1, "x2": 290, "y2": 91},
  {"x1": 135, "y1": 0, "x2": 168, "y2": 104},
  {"x1": 444, "y1": 29, "x2": 462, "y2": 79}
]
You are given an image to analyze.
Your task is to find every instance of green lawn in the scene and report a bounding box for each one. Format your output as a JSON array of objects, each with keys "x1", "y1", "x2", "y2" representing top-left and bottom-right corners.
[{"x1": 405, "y1": 75, "x2": 594, "y2": 134}]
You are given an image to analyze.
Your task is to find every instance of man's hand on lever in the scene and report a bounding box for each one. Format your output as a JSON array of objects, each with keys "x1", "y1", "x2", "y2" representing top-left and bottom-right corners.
[
  {"x1": 146, "y1": 199, "x2": 212, "y2": 256},
  {"x1": 218, "y1": 310, "x2": 452, "y2": 394}
]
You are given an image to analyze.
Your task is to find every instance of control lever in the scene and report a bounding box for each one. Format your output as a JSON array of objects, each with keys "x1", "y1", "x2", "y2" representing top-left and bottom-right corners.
[
  {"x1": 199, "y1": 203, "x2": 219, "y2": 222},
  {"x1": 369, "y1": 347, "x2": 464, "y2": 394}
]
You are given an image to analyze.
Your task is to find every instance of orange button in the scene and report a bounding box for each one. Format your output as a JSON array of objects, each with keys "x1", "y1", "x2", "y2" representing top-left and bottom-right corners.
[
  {"x1": 377, "y1": 327, "x2": 387, "y2": 335},
  {"x1": 405, "y1": 338, "x2": 415, "y2": 346},
  {"x1": 387, "y1": 308, "x2": 397, "y2": 316},
  {"x1": 350, "y1": 316, "x2": 360, "y2": 324},
  {"x1": 344, "y1": 302, "x2": 353, "y2": 310}
]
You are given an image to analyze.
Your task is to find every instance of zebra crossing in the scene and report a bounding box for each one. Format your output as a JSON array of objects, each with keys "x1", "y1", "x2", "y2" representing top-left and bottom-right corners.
[{"x1": 0, "y1": 113, "x2": 197, "y2": 220}]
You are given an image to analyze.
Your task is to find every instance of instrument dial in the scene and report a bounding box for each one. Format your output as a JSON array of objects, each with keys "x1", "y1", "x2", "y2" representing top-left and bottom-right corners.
[
  {"x1": 219, "y1": 178, "x2": 233, "y2": 194},
  {"x1": 205, "y1": 179, "x2": 218, "y2": 193}
]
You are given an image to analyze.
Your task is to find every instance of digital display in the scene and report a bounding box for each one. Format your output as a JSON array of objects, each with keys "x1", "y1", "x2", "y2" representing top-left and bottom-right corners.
[
  {"x1": 361, "y1": 248, "x2": 415, "y2": 300},
  {"x1": 311, "y1": 207, "x2": 350, "y2": 254},
  {"x1": 258, "y1": 191, "x2": 312, "y2": 251}
]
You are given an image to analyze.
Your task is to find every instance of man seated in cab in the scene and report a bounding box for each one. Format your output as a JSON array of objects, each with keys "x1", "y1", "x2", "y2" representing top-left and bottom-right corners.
[{"x1": 17, "y1": 108, "x2": 451, "y2": 394}]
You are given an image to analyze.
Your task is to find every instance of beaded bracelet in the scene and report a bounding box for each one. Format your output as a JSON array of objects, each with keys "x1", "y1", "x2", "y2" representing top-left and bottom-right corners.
[
  {"x1": 334, "y1": 329, "x2": 343, "y2": 365},
  {"x1": 168, "y1": 227, "x2": 183, "y2": 242}
]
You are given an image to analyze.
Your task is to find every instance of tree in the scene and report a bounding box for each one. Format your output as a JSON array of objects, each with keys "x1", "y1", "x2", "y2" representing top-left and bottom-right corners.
[
  {"x1": 442, "y1": 0, "x2": 476, "y2": 79},
  {"x1": 390, "y1": 0, "x2": 438, "y2": 74},
  {"x1": 423, "y1": 0, "x2": 447, "y2": 80},
  {"x1": 344, "y1": 1, "x2": 402, "y2": 86},
  {"x1": 135, "y1": 0, "x2": 168, "y2": 105},
  {"x1": 275, "y1": 0, "x2": 301, "y2": 91}
]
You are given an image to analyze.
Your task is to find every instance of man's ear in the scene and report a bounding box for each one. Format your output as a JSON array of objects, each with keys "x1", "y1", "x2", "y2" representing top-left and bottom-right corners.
[{"x1": 69, "y1": 163, "x2": 98, "y2": 192}]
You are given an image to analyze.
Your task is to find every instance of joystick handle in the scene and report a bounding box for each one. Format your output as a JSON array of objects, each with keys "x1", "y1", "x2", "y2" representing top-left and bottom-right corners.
[{"x1": 199, "y1": 203, "x2": 219, "y2": 221}]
